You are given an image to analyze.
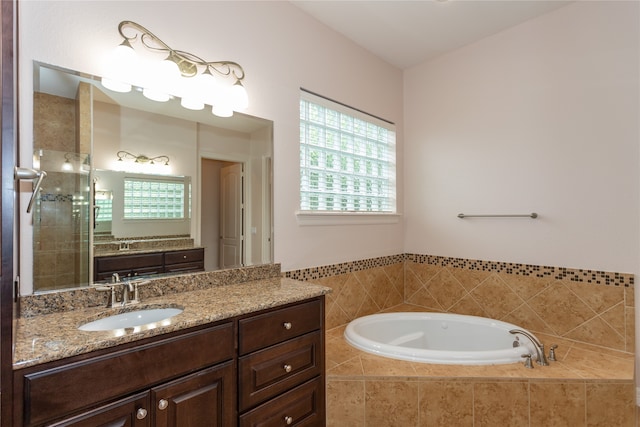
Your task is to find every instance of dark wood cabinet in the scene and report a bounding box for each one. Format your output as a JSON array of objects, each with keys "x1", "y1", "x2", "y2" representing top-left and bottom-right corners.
[
  {"x1": 238, "y1": 299, "x2": 325, "y2": 426},
  {"x1": 13, "y1": 296, "x2": 325, "y2": 427},
  {"x1": 48, "y1": 393, "x2": 150, "y2": 427},
  {"x1": 14, "y1": 322, "x2": 234, "y2": 427},
  {"x1": 94, "y1": 248, "x2": 204, "y2": 281},
  {"x1": 151, "y1": 362, "x2": 235, "y2": 427}
]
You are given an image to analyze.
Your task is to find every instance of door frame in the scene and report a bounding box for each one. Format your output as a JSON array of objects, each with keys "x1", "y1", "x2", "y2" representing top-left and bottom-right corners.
[{"x1": 196, "y1": 151, "x2": 251, "y2": 269}]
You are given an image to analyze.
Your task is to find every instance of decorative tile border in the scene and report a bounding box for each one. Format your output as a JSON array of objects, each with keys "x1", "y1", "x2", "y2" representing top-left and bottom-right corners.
[
  {"x1": 285, "y1": 254, "x2": 634, "y2": 287},
  {"x1": 283, "y1": 254, "x2": 404, "y2": 281}
]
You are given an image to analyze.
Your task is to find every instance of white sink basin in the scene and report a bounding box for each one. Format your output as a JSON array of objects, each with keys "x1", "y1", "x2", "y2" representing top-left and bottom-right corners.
[{"x1": 79, "y1": 308, "x2": 183, "y2": 332}]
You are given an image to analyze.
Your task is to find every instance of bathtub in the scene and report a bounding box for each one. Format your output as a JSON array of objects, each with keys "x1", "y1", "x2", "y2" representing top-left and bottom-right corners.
[{"x1": 344, "y1": 312, "x2": 539, "y2": 365}]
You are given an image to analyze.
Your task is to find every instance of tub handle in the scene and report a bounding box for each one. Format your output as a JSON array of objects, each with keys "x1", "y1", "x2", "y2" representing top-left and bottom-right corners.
[
  {"x1": 548, "y1": 344, "x2": 558, "y2": 362},
  {"x1": 521, "y1": 354, "x2": 533, "y2": 369}
]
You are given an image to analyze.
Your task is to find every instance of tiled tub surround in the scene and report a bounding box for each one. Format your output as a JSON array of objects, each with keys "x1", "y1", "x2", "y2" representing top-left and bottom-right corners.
[
  {"x1": 285, "y1": 254, "x2": 636, "y2": 426},
  {"x1": 326, "y1": 315, "x2": 635, "y2": 426},
  {"x1": 15, "y1": 263, "x2": 332, "y2": 368},
  {"x1": 286, "y1": 254, "x2": 635, "y2": 352}
]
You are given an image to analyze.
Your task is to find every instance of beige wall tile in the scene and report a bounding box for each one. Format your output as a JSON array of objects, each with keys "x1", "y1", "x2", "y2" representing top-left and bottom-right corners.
[
  {"x1": 469, "y1": 275, "x2": 524, "y2": 320},
  {"x1": 530, "y1": 382, "x2": 586, "y2": 426},
  {"x1": 365, "y1": 380, "x2": 419, "y2": 427},
  {"x1": 586, "y1": 383, "x2": 636, "y2": 427},
  {"x1": 473, "y1": 382, "x2": 529, "y2": 427},
  {"x1": 425, "y1": 269, "x2": 467, "y2": 310},
  {"x1": 527, "y1": 281, "x2": 595, "y2": 335},
  {"x1": 327, "y1": 380, "x2": 365, "y2": 427},
  {"x1": 419, "y1": 381, "x2": 473, "y2": 426}
]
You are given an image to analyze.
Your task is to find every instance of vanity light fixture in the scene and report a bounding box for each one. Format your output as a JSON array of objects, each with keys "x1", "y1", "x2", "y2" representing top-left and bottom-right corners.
[
  {"x1": 117, "y1": 151, "x2": 170, "y2": 166},
  {"x1": 62, "y1": 152, "x2": 90, "y2": 172},
  {"x1": 101, "y1": 21, "x2": 248, "y2": 117}
]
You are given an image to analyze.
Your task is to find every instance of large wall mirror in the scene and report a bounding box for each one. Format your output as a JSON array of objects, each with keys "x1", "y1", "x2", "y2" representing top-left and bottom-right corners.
[{"x1": 30, "y1": 62, "x2": 273, "y2": 293}]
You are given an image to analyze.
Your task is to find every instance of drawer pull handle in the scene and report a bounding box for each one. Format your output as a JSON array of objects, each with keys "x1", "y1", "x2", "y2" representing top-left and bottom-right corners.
[
  {"x1": 158, "y1": 399, "x2": 169, "y2": 410},
  {"x1": 284, "y1": 416, "x2": 293, "y2": 425},
  {"x1": 136, "y1": 408, "x2": 148, "y2": 420},
  {"x1": 283, "y1": 322, "x2": 292, "y2": 330},
  {"x1": 283, "y1": 364, "x2": 292, "y2": 373}
]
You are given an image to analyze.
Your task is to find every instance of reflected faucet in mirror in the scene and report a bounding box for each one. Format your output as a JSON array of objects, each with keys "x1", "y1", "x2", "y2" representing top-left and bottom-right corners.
[{"x1": 23, "y1": 62, "x2": 274, "y2": 294}]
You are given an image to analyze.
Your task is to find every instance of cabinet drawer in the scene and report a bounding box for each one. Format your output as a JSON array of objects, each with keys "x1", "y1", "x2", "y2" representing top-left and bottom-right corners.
[
  {"x1": 48, "y1": 392, "x2": 149, "y2": 427},
  {"x1": 164, "y1": 261, "x2": 204, "y2": 274},
  {"x1": 239, "y1": 300, "x2": 321, "y2": 355},
  {"x1": 164, "y1": 248, "x2": 204, "y2": 265},
  {"x1": 20, "y1": 323, "x2": 234, "y2": 427},
  {"x1": 95, "y1": 253, "x2": 164, "y2": 273},
  {"x1": 239, "y1": 377, "x2": 323, "y2": 427},
  {"x1": 239, "y1": 331, "x2": 321, "y2": 411}
]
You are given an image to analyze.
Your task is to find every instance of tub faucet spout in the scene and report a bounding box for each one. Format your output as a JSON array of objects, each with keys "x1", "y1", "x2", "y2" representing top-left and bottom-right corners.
[{"x1": 509, "y1": 329, "x2": 549, "y2": 366}]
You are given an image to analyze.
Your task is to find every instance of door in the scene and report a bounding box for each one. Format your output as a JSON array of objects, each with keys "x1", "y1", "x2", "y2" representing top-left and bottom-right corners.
[{"x1": 219, "y1": 163, "x2": 243, "y2": 268}]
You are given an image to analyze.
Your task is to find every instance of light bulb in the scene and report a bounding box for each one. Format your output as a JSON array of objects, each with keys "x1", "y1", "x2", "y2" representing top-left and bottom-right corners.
[
  {"x1": 142, "y1": 87, "x2": 171, "y2": 102},
  {"x1": 62, "y1": 160, "x2": 73, "y2": 172},
  {"x1": 229, "y1": 80, "x2": 249, "y2": 111},
  {"x1": 101, "y1": 41, "x2": 136, "y2": 93},
  {"x1": 212, "y1": 102, "x2": 233, "y2": 118},
  {"x1": 179, "y1": 76, "x2": 205, "y2": 110}
]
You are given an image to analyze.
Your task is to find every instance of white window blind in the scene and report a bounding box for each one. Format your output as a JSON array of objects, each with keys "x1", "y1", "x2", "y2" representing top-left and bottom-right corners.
[
  {"x1": 123, "y1": 177, "x2": 187, "y2": 219},
  {"x1": 299, "y1": 90, "x2": 396, "y2": 213}
]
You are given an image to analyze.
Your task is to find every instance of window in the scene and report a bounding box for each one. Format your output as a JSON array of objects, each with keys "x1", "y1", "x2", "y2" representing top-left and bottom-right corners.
[
  {"x1": 123, "y1": 177, "x2": 188, "y2": 219},
  {"x1": 299, "y1": 90, "x2": 396, "y2": 214},
  {"x1": 95, "y1": 190, "x2": 113, "y2": 222}
]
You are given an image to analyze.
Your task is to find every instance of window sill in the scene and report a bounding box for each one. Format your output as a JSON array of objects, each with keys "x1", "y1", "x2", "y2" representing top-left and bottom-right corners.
[{"x1": 295, "y1": 211, "x2": 402, "y2": 226}]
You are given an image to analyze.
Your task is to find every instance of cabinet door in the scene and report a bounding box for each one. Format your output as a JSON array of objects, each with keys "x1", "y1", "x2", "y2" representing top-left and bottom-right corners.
[
  {"x1": 48, "y1": 393, "x2": 149, "y2": 427},
  {"x1": 151, "y1": 361, "x2": 236, "y2": 427}
]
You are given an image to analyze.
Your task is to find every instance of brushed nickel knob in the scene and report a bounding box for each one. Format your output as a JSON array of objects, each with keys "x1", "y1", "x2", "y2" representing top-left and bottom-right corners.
[
  {"x1": 284, "y1": 416, "x2": 293, "y2": 425},
  {"x1": 136, "y1": 408, "x2": 148, "y2": 419},
  {"x1": 283, "y1": 322, "x2": 292, "y2": 330},
  {"x1": 158, "y1": 399, "x2": 169, "y2": 410},
  {"x1": 283, "y1": 364, "x2": 292, "y2": 373}
]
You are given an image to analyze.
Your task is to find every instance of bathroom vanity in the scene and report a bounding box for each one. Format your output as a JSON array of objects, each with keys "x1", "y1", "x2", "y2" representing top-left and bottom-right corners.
[
  {"x1": 12, "y1": 275, "x2": 329, "y2": 427},
  {"x1": 94, "y1": 248, "x2": 205, "y2": 281}
]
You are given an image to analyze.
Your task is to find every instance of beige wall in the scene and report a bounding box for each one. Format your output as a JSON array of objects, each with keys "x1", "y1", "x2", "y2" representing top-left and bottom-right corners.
[{"x1": 404, "y1": 1, "x2": 640, "y2": 275}]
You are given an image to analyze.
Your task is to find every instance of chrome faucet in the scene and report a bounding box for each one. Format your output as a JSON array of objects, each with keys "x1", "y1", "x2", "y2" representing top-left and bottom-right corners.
[
  {"x1": 509, "y1": 329, "x2": 549, "y2": 366},
  {"x1": 121, "y1": 280, "x2": 134, "y2": 305}
]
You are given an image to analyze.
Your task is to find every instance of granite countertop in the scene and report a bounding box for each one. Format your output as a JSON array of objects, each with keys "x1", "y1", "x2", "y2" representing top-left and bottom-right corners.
[
  {"x1": 94, "y1": 245, "x2": 203, "y2": 257},
  {"x1": 14, "y1": 277, "x2": 331, "y2": 370}
]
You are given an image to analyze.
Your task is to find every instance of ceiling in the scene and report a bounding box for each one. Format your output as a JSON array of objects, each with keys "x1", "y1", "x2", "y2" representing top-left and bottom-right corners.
[{"x1": 291, "y1": 1, "x2": 572, "y2": 69}]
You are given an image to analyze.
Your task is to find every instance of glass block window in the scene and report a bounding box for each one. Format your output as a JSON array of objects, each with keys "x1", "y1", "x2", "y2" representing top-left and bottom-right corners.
[
  {"x1": 300, "y1": 90, "x2": 396, "y2": 212},
  {"x1": 123, "y1": 177, "x2": 187, "y2": 219},
  {"x1": 95, "y1": 190, "x2": 112, "y2": 222}
]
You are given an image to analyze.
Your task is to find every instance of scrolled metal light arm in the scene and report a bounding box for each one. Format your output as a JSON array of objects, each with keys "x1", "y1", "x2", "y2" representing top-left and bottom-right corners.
[{"x1": 117, "y1": 20, "x2": 245, "y2": 82}]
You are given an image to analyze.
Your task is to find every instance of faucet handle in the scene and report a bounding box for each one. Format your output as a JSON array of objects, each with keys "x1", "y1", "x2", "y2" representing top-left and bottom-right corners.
[
  {"x1": 521, "y1": 353, "x2": 534, "y2": 369},
  {"x1": 548, "y1": 344, "x2": 558, "y2": 361}
]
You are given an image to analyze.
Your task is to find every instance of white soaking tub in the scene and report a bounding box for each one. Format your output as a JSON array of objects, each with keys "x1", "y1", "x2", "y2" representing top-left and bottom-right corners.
[{"x1": 344, "y1": 312, "x2": 539, "y2": 365}]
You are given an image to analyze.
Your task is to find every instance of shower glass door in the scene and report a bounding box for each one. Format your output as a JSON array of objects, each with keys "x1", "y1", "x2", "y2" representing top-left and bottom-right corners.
[{"x1": 32, "y1": 149, "x2": 91, "y2": 291}]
